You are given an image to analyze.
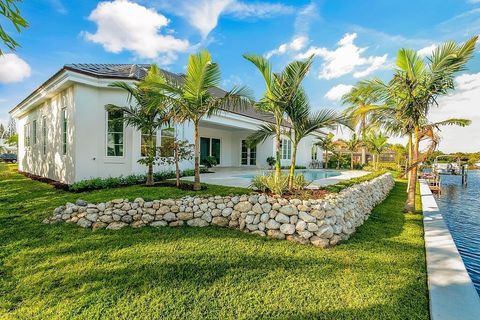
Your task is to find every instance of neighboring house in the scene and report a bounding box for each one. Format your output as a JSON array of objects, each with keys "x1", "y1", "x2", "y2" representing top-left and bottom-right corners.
[{"x1": 10, "y1": 64, "x2": 322, "y2": 184}]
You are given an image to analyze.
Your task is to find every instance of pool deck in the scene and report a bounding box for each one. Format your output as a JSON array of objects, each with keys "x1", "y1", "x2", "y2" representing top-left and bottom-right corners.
[
  {"x1": 183, "y1": 167, "x2": 369, "y2": 188},
  {"x1": 420, "y1": 179, "x2": 480, "y2": 320}
]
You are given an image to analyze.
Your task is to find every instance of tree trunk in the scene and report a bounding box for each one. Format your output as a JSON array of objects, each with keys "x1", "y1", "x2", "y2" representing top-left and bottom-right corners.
[
  {"x1": 146, "y1": 163, "x2": 154, "y2": 186},
  {"x1": 406, "y1": 133, "x2": 413, "y2": 191},
  {"x1": 324, "y1": 151, "x2": 329, "y2": 169},
  {"x1": 288, "y1": 142, "x2": 298, "y2": 190},
  {"x1": 404, "y1": 128, "x2": 419, "y2": 213},
  {"x1": 361, "y1": 119, "x2": 367, "y2": 164},
  {"x1": 193, "y1": 120, "x2": 201, "y2": 191},
  {"x1": 351, "y1": 151, "x2": 354, "y2": 170},
  {"x1": 175, "y1": 143, "x2": 180, "y2": 188},
  {"x1": 337, "y1": 154, "x2": 340, "y2": 169},
  {"x1": 361, "y1": 147, "x2": 366, "y2": 165},
  {"x1": 275, "y1": 119, "x2": 282, "y2": 178}
]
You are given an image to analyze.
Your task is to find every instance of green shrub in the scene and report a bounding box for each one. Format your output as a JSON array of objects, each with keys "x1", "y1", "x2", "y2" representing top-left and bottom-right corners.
[
  {"x1": 201, "y1": 156, "x2": 218, "y2": 168},
  {"x1": 266, "y1": 156, "x2": 276, "y2": 168}
]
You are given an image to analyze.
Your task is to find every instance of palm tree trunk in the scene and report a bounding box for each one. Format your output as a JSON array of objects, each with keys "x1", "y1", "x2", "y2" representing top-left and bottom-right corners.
[
  {"x1": 193, "y1": 120, "x2": 201, "y2": 191},
  {"x1": 146, "y1": 163, "x2": 154, "y2": 186},
  {"x1": 405, "y1": 128, "x2": 419, "y2": 213},
  {"x1": 337, "y1": 154, "x2": 340, "y2": 169},
  {"x1": 175, "y1": 142, "x2": 180, "y2": 188},
  {"x1": 406, "y1": 133, "x2": 413, "y2": 191},
  {"x1": 351, "y1": 151, "x2": 354, "y2": 170},
  {"x1": 275, "y1": 119, "x2": 282, "y2": 178},
  {"x1": 361, "y1": 119, "x2": 367, "y2": 165},
  {"x1": 146, "y1": 133, "x2": 154, "y2": 186},
  {"x1": 288, "y1": 142, "x2": 298, "y2": 190},
  {"x1": 324, "y1": 151, "x2": 329, "y2": 169}
]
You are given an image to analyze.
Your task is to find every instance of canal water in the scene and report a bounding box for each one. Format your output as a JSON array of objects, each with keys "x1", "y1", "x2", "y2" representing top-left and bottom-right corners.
[{"x1": 434, "y1": 170, "x2": 480, "y2": 295}]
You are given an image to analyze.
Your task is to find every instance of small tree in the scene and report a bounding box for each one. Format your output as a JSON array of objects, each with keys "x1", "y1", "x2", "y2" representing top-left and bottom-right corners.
[
  {"x1": 344, "y1": 133, "x2": 362, "y2": 169},
  {"x1": 159, "y1": 138, "x2": 194, "y2": 187},
  {"x1": 365, "y1": 132, "x2": 389, "y2": 170},
  {"x1": 316, "y1": 133, "x2": 335, "y2": 169}
]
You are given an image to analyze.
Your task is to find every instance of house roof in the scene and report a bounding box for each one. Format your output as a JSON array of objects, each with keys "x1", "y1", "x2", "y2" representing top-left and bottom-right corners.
[{"x1": 12, "y1": 63, "x2": 283, "y2": 127}]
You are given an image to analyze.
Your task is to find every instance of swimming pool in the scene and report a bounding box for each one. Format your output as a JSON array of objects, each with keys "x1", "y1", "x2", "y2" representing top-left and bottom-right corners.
[
  {"x1": 236, "y1": 169, "x2": 341, "y2": 181},
  {"x1": 434, "y1": 170, "x2": 480, "y2": 295}
]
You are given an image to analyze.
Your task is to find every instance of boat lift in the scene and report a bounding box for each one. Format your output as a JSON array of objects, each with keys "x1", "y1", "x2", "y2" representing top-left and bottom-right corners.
[{"x1": 425, "y1": 155, "x2": 469, "y2": 193}]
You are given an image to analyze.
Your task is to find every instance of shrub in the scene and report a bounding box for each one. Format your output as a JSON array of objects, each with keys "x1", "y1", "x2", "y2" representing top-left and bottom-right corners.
[
  {"x1": 364, "y1": 162, "x2": 400, "y2": 172},
  {"x1": 201, "y1": 156, "x2": 218, "y2": 168},
  {"x1": 266, "y1": 156, "x2": 276, "y2": 168},
  {"x1": 250, "y1": 173, "x2": 310, "y2": 195}
]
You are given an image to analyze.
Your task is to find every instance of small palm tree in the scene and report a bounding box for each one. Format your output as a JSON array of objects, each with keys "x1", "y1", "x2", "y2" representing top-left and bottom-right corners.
[
  {"x1": 344, "y1": 133, "x2": 362, "y2": 169},
  {"x1": 365, "y1": 132, "x2": 389, "y2": 171},
  {"x1": 106, "y1": 65, "x2": 170, "y2": 186},
  {"x1": 248, "y1": 89, "x2": 346, "y2": 189},
  {"x1": 145, "y1": 50, "x2": 253, "y2": 190},
  {"x1": 243, "y1": 54, "x2": 314, "y2": 179},
  {"x1": 316, "y1": 133, "x2": 335, "y2": 169}
]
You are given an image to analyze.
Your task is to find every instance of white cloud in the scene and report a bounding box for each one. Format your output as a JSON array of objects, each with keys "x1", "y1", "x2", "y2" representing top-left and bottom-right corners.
[
  {"x1": 428, "y1": 72, "x2": 480, "y2": 152},
  {"x1": 297, "y1": 33, "x2": 388, "y2": 80},
  {"x1": 265, "y1": 36, "x2": 308, "y2": 59},
  {"x1": 417, "y1": 44, "x2": 437, "y2": 57},
  {"x1": 0, "y1": 53, "x2": 31, "y2": 84},
  {"x1": 324, "y1": 84, "x2": 353, "y2": 101},
  {"x1": 48, "y1": 0, "x2": 67, "y2": 14},
  {"x1": 83, "y1": 0, "x2": 189, "y2": 62},
  {"x1": 150, "y1": 0, "x2": 293, "y2": 39}
]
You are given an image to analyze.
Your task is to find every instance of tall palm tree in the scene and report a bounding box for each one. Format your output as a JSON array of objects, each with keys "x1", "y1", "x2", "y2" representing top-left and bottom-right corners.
[
  {"x1": 145, "y1": 50, "x2": 253, "y2": 190},
  {"x1": 365, "y1": 131, "x2": 389, "y2": 171},
  {"x1": 243, "y1": 54, "x2": 314, "y2": 179},
  {"x1": 247, "y1": 89, "x2": 346, "y2": 189},
  {"x1": 344, "y1": 133, "x2": 362, "y2": 169},
  {"x1": 106, "y1": 65, "x2": 170, "y2": 186},
  {"x1": 316, "y1": 133, "x2": 335, "y2": 169},
  {"x1": 342, "y1": 81, "x2": 382, "y2": 164}
]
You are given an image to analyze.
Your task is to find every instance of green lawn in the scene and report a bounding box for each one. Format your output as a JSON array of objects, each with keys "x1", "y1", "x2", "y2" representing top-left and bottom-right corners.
[{"x1": 0, "y1": 164, "x2": 428, "y2": 319}]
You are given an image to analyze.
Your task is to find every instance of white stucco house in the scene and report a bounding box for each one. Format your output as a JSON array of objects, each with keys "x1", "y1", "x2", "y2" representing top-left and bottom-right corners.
[{"x1": 9, "y1": 64, "x2": 322, "y2": 184}]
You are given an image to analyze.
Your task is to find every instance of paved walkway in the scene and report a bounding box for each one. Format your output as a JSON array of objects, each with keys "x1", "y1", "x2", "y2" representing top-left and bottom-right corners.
[
  {"x1": 420, "y1": 180, "x2": 480, "y2": 320},
  {"x1": 183, "y1": 167, "x2": 369, "y2": 188}
]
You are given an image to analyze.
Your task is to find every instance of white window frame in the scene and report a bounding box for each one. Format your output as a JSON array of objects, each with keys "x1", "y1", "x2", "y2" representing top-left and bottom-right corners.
[
  {"x1": 32, "y1": 120, "x2": 37, "y2": 145},
  {"x1": 24, "y1": 123, "x2": 31, "y2": 149},
  {"x1": 42, "y1": 116, "x2": 47, "y2": 155},
  {"x1": 160, "y1": 127, "x2": 175, "y2": 158},
  {"x1": 105, "y1": 110, "x2": 125, "y2": 158},
  {"x1": 281, "y1": 138, "x2": 291, "y2": 160},
  {"x1": 61, "y1": 108, "x2": 67, "y2": 155}
]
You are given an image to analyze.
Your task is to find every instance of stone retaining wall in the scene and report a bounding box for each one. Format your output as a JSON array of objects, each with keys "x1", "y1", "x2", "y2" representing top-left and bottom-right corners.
[{"x1": 45, "y1": 173, "x2": 394, "y2": 248}]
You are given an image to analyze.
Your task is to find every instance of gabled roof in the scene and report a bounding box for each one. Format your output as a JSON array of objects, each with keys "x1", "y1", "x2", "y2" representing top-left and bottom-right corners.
[{"x1": 12, "y1": 63, "x2": 284, "y2": 127}]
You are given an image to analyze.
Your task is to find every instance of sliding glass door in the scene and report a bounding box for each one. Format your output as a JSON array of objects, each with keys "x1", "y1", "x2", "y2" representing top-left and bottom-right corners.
[
  {"x1": 200, "y1": 137, "x2": 221, "y2": 165},
  {"x1": 241, "y1": 140, "x2": 256, "y2": 166}
]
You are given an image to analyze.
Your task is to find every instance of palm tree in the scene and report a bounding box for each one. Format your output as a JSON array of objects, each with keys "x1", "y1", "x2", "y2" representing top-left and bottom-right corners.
[
  {"x1": 344, "y1": 133, "x2": 362, "y2": 169},
  {"x1": 243, "y1": 54, "x2": 314, "y2": 179},
  {"x1": 145, "y1": 50, "x2": 253, "y2": 190},
  {"x1": 382, "y1": 36, "x2": 477, "y2": 212},
  {"x1": 342, "y1": 81, "x2": 382, "y2": 165},
  {"x1": 106, "y1": 65, "x2": 170, "y2": 186},
  {"x1": 365, "y1": 132, "x2": 389, "y2": 171},
  {"x1": 248, "y1": 89, "x2": 346, "y2": 189},
  {"x1": 316, "y1": 133, "x2": 335, "y2": 169}
]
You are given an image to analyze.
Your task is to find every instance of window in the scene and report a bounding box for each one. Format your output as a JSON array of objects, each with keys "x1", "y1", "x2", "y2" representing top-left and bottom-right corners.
[
  {"x1": 241, "y1": 140, "x2": 256, "y2": 165},
  {"x1": 200, "y1": 137, "x2": 221, "y2": 164},
  {"x1": 311, "y1": 145, "x2": 318, "y2": 160},
  {"x1": 281, "y1": 138, "x2": 291, "y2": 160},
  {"x1": 141, "y1": 130, "x2": 157, "y2": 157},
  {"x1": 106, "y1": 110, "x2": 124, "y2": 157},
  {"x1": 61, "y1": 108, "x2": 67, "y2": 155},
  {"x1": 32, "y1": 120, "x2": 37, "y2": 145},
  {"x1": 160, "y1": 127, "x2": 175, "y2": 157},
  {"x1": 24, "y1": 123, "x2": 31, "y2": 148},
  {"x1": 42, "y1": 116, "x2": 47, "y2": 155}
]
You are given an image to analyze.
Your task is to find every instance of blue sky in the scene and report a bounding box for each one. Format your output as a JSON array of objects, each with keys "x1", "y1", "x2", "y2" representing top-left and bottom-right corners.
[{"x1": 1, "y1": 0, "x2": 480, "y2": 151}]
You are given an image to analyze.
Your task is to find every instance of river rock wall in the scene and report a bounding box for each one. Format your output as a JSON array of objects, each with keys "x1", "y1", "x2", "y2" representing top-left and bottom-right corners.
[{"x1": 45, "y1": 173, "x2": 394, "y2": 248}]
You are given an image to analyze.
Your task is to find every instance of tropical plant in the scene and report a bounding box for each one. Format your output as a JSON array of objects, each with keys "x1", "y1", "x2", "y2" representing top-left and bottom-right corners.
[
  {"x1": 366, "y1": 36, "x2": 477, "y2": 212},
  {"x1": 266, "y1": 156, "x2": 276, "y2": 169},
  {"x1": 390, "y1": 143, "x2": 408, "y2": 166},
  {"x1": 202, "y1": 156, "x2": 218, "y2": 169},
  {"x1": 342, "y1": 81, "x2": 383, "y2": 164},
  {"x1": 106, "y1": 65, "x2": 170, "y2": 186},
  {"x1": 344, "y1": 133, "x2": 362, "y2": 169},
  {"x1": 144, "y1": 50, "x2": 253, "y2": 190},
  {"x1": 243, "y1": 53, "x2": 314, "y2": 179},
  {"x1": 247, "y1": 89, "x2": 346, "y2": 188},
  {"x1": 316, "y1": 133, "x2": 335, "y2": 169},
  {"x1": 250, "y1": 173, "x2": 309, "y2": 195},
  {"x1": 0, "y1": 0, "x2": 28, "y2": 54},
  {"x1": 365, "y1": 132, "x2": 389, "y2": 171}
]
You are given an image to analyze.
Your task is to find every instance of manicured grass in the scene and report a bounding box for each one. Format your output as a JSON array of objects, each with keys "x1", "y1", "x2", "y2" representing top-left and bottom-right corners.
[{"x1": 0, "y1": 164, "x2": 428, "y2": 319}]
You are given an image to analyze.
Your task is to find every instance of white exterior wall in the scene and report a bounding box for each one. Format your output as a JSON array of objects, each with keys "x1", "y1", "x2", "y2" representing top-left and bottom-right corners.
[
  {"x1": 16, "y1": 86, "x2": 75, "y2": 183},
  {"x1": 14, "y1": 77, "x2": 324, "y2": 184}
]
